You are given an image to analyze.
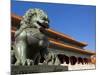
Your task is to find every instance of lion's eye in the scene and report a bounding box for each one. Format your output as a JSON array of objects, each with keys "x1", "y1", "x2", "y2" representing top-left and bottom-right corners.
[
  {"x1": 42, "y1": 17, "x2": 49, "y2": 22},
  {"x1": 43, "y1": 18, "x2": 46, "y2": 20}
]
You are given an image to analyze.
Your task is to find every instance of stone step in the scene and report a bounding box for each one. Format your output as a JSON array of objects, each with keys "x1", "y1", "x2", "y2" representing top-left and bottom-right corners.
[{"x1": 11, "y1": 65, "x2": 68, "y2": 75}]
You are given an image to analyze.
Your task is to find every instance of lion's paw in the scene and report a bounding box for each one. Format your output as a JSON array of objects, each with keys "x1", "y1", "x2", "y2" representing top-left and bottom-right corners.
[
  {"x1": 21, "y1": 59, "x2": 34, "y2": 66},
  {"x1": 26, "y1": 59, "x2": 34, "y2": 66},
  {"x1": 15, "y1": 60, "x2": 21, "y2": 66}
]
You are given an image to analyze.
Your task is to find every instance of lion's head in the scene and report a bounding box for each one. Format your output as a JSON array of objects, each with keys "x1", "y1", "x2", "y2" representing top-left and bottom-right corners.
[{"x1": 20, "y1": 8, "x2": 50, "y2": 29}]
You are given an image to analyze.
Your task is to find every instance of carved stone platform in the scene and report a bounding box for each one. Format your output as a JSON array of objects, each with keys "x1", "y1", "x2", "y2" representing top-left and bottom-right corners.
[{"x1": 11, "y1": 65, "x2": 68, "y2": 75}]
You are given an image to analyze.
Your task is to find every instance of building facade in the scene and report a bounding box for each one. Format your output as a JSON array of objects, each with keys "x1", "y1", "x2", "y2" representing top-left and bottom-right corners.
[{"x1": 11, "y1": 14, "x2": 96, "y2": 69}]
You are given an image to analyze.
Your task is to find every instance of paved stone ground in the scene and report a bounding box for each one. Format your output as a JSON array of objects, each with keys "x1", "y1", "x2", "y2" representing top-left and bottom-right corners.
[
  {"x1": 11, "y1": 65, "x2": 68, "y2": 75},
  {"x1": 60, "y1": 62, "x2": 96, "y2": 70},
  {"x1": 68, "y1": 64, "x2": 96, "y2": 70},
  {"x1": 11, "y1": 63, "x2": 95, "y2": 75}
]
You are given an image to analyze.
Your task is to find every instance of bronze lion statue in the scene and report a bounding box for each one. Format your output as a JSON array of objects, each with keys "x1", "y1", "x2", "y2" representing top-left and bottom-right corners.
[
  {"x1": 14, "y1": 8, "x2": 50, "y2": 65},
  {"x1": 12, "y1": 8, "x2": 60, "y2": 66}
]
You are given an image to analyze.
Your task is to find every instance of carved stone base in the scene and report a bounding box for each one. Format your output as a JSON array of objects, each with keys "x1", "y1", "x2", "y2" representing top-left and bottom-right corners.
[{"x1": 11, "y1": 65, "x2": 68, "y2": 75}]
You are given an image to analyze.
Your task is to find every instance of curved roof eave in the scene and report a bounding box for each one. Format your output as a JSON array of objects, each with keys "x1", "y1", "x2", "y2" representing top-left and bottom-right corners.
[{"x1": 11, "y1": 13, "x2": 87, "y2": 47}]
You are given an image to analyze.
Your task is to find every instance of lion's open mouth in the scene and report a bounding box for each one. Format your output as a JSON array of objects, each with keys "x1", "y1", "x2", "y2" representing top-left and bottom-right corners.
[{"x1": 37, "y1": 21, "x2": 49, "y2": 28}]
